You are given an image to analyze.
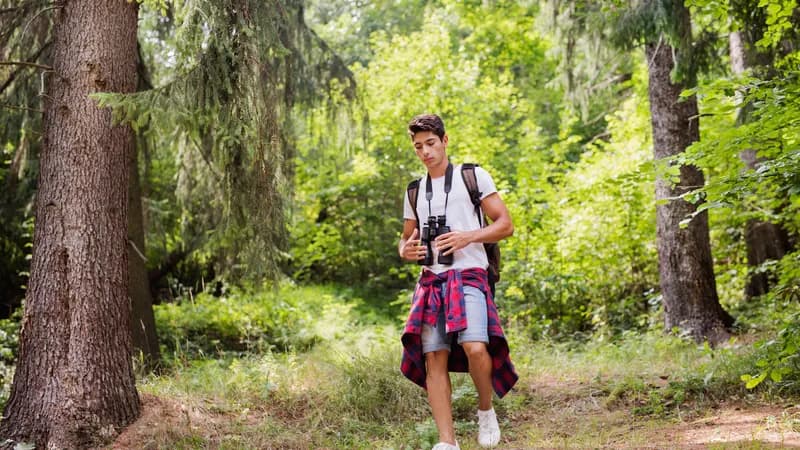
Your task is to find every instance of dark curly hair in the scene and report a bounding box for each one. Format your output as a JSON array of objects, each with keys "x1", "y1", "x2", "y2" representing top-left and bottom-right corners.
[{"x1": 408, "y1": 114, "x2": 445, "y2": 140}]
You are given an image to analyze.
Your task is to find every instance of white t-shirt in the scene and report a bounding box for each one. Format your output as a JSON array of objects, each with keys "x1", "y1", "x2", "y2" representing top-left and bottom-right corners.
[{"x1": 403, "y1": 164, "x2": 498, "y2": 274}]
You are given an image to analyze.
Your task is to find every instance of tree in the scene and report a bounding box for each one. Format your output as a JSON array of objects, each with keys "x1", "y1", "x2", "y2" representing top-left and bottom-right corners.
[
  {"x1": 638, "y1": 2, "x2": 733, "y2": 343},
  {"x1": 0, "y1": 0, "x2": 140, "y2": 446},
  {"x1": 540, "y1": 0, "x2": 734, "y2": 341},
  {"x1": 726, "y1": 2, "x2": 794, "y2": 299},
  {"x1": 129, "y1": 132, "x2": 160, "y2": 366},
  {"x1": 128, "y1": 45, "x2": 160, "y2": 366}
]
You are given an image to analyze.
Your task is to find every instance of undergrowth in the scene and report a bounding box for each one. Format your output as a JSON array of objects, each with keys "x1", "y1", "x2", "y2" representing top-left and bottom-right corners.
[
  {"x1": 0, "y1": 282, "x2": 795, "y2": 447},
  {"x1": 128, "y1": 283, "x2": 800, "y2": 448}
]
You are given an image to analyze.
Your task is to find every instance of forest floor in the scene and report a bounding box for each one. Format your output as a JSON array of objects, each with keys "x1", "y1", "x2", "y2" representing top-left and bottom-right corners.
[
  {"x1": 111, "y1": 289, "x2": 800, "y2": 449},
  {"x1": 114, "y1": 383, "x2": 800, "y2": 449}
]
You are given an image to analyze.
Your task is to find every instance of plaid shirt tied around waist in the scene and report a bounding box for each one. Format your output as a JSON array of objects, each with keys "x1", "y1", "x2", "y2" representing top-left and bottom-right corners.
[{"x1": 400, "y1": 268, "x2": 518, "y2": 398}]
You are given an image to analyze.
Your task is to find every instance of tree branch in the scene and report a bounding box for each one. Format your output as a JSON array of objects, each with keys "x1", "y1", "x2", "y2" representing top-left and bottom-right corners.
[
  {"x1": 0, "y1": 41, "x2": 52, "y2": 96},
  {"x1": 0, "y1": 103, "x2": 43, "y2": 113},
  {"x1": 0, "y1": 61, "x2": 53, "y2": 71}
]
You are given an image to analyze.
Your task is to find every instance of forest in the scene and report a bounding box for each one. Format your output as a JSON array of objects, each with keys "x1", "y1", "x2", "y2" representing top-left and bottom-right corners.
[{"x1": 1, "y1": 0, "x2": 799, "y2": 448}]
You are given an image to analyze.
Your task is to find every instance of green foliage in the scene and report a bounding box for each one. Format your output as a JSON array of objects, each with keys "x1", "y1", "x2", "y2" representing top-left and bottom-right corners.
[
  {"x1": 304, "y1": 0, "x2": 430, "y2": 67},
  {"x1": 741, "y1": 316, "x2": 800, "y2": 390},
  {"x1": 155, "y1": 284, "x2": 324, "y2": 357},
  {"x1": 0, "y1": 1, "x2": 47, "y2": 313},
  {"x1": 97, "y1": 0, "x2": 356, "y2": 284},
  {"x1": 681, "y1": 57, "x2": 800, "y2": 300},
  {"x1": 608, "y1": 0, "x2": 727, "y2": 86},
  {"x1": 683, "y1": 69, "x2": 800, "y2": 213},
  {"x1": 503, "y1": 64, "x2": 659, "y2": 338},
  {"x1": 293, "y1": 1, "x2": 557, "y2": 290},
  {"x1": 538, "y1": 0, "x2": 635, "y2": 144},
  {"x1": 739, "y1": 251, "x2": 800, "y2": 391},
  {"x1": 673, "y1": 46, "x2": 800, "y2": 386},
  {"x1": 755, "y1": 0, "x2": 798, "y2": 49}
]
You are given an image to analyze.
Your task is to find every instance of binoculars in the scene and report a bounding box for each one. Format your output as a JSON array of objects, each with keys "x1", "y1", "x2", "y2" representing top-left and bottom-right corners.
[{"x1": 418, "y1": 215, "x2": 453, "y2": 266}]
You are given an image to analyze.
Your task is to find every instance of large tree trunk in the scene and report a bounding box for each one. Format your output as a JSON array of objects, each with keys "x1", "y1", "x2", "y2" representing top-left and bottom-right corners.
[
  {"x1": 0, "y1": 1, "x2": 141, "y2": 447},
  {"x1": 128, "y1": 137, "x2": 161, "y2": 367},
  {"x1": 729, "y1": 31, "x2": 794, "y2": 299},
  {"x1": 646, "y1": 32, "x2": 733, "y2": 344}
]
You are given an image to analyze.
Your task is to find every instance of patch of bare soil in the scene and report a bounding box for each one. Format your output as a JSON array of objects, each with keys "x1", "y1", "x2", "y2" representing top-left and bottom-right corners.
[
  {"x1": 507, "y1": 378, "x2": 800, "y2": 449},
  {"x1": 673, "y1": 404, "x2": 800, "y2": 449},
  {"x1": 112, "y1": 394, "x2": 226, "y2": 449}
]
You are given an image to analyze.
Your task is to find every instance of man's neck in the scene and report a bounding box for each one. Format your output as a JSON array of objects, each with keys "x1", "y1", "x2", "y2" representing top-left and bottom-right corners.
[{"x1": 428, "y1": 159, "x2": 450, "y2": 178}]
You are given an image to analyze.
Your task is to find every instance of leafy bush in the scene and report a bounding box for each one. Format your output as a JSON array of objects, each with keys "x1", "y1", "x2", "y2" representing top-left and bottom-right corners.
[
  {"x1": 740, "y1": 251, "x2": 800, "y2": 392},
  {"x1": 155, "y1": 284, "x2": 323, "y2": 358},
  {"x1": 501, "y1": 73, "x2": 660, "y2": 339}
]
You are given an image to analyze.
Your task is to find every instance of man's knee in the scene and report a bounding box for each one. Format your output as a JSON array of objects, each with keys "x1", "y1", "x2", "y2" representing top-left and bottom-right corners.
[
  {"x1": 461, "y1": 341, "x2": 488, "y2": 359},
  {"x1": 425, "y1": 350, "x2": 450, "y2": 374}
]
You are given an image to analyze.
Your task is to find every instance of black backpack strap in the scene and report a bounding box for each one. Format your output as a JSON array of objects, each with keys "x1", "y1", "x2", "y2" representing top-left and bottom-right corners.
[
  {"x1": 461, "y1": 163, "x2": 500, "y2": 291},
  {"x1": 406, "y1": 179, "x2": 421, "y2": 229},
  {"x1": 460, "y1": 163, "x2": 483, "y2": 227}
]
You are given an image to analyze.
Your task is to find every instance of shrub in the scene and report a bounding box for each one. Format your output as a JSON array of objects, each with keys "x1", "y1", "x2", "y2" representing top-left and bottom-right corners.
[{"x1": 155, "y1": 284, "x2": 323, "y2": 358}]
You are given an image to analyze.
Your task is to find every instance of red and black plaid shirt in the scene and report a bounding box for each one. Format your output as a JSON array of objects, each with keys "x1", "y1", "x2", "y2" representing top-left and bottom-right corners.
[{"x1": 400, "y1": 268, "x2": 518, "y2": 398}]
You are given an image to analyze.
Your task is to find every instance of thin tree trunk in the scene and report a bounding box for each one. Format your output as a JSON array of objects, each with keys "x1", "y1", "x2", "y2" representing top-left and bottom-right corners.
[
  {"x1": 128, "y1": 43, "x2": 160, "y2": 367},
  {"x1": 128, "y1": 136, "x2": 161, "y2": 367},
  {"x1": 729, "y1": 31, "x2": 794, "y2": 299},
  {"x1": 729, "y1": 30, "x2": 747, "y2": 75},
  {"x1": 646, "y1": 31, "x2": 733, "y2": 344},
  {"x1": 0, "y1": 1, "x2": 141, "y2": 447}
]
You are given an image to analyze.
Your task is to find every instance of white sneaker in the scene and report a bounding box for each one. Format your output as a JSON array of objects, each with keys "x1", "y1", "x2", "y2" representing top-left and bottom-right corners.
[
  {"x1": 477, "y1": 408, "x2": 501, "y2": 447},
  {"x1": 432, "y1": 442, "x2": 460, "y2": 450}
]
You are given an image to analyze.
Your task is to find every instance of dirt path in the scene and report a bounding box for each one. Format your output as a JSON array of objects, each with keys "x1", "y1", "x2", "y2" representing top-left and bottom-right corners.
[{"x1": 674, "y1": 405, "x2": 800, "y2": 448}]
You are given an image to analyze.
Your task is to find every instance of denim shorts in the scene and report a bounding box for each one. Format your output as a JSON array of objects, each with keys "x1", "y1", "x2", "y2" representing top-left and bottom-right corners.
[{"x1": 421, "y1": 285, "x2": 489, "y2": 354}]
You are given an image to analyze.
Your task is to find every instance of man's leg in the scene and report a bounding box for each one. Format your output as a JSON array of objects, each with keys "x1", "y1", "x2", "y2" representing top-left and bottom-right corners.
[
  {"x1": 461, "y1": 342, "x2": 493, "y2": 410},
  {"x1": 425, "y1": 349, "x2": 456, "y2": 445},
  {"x1": 459, "y1": 286, "x2": 500, "y2": 447}
]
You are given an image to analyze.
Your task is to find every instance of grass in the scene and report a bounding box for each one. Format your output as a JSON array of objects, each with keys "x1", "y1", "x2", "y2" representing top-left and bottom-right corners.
[{"x1": 117, "y1": 284, "x2": 800, "y2": 449}]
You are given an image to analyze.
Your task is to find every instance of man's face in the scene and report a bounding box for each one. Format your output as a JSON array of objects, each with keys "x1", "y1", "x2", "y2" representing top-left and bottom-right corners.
[{"x1": 412, "y1": 130, "x2": 448, "y2": 171}]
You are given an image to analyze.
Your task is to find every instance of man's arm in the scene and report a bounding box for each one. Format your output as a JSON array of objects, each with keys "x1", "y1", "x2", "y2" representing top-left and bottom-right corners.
[
  {"x1": 436, "y1": 192, "x2": 513, "y2": 256},
  {"x1": 399, "y1": 218, "x2": 425, "y2": 261},
  {"x1": 477, "y1": 191, "x2": 514, "y2": 242}
]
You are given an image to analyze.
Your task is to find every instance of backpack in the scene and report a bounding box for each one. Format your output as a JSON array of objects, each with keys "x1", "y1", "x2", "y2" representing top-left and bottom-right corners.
[{"x1": 406, "y1": 163, "x2": 501, "y2": 295}]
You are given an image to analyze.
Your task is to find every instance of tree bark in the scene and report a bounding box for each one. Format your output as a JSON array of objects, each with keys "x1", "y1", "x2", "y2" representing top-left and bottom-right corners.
[
  {"x1": 0, "y1": 1, "x2": 141, "y2": 447},
  {"x1": 729, "y1": 31, "x2": 794, "y2": 299},
  {"x1": 646, "y1": 32, "x2": 733, "y2": 344}
]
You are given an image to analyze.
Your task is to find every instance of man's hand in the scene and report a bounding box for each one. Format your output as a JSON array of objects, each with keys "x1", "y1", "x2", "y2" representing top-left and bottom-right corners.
[
  {"x1": 400, "y1": 228, "x2": 426, "y2": 261},
  {"x1": 435, "y1": 230, "x2": 475, "y2": 256}
]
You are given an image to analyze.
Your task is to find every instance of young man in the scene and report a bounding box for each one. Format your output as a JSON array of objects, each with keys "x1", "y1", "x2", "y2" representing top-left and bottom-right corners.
[{"x1": 398, "y1": 114, "x2": 518, "y2": 450}]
